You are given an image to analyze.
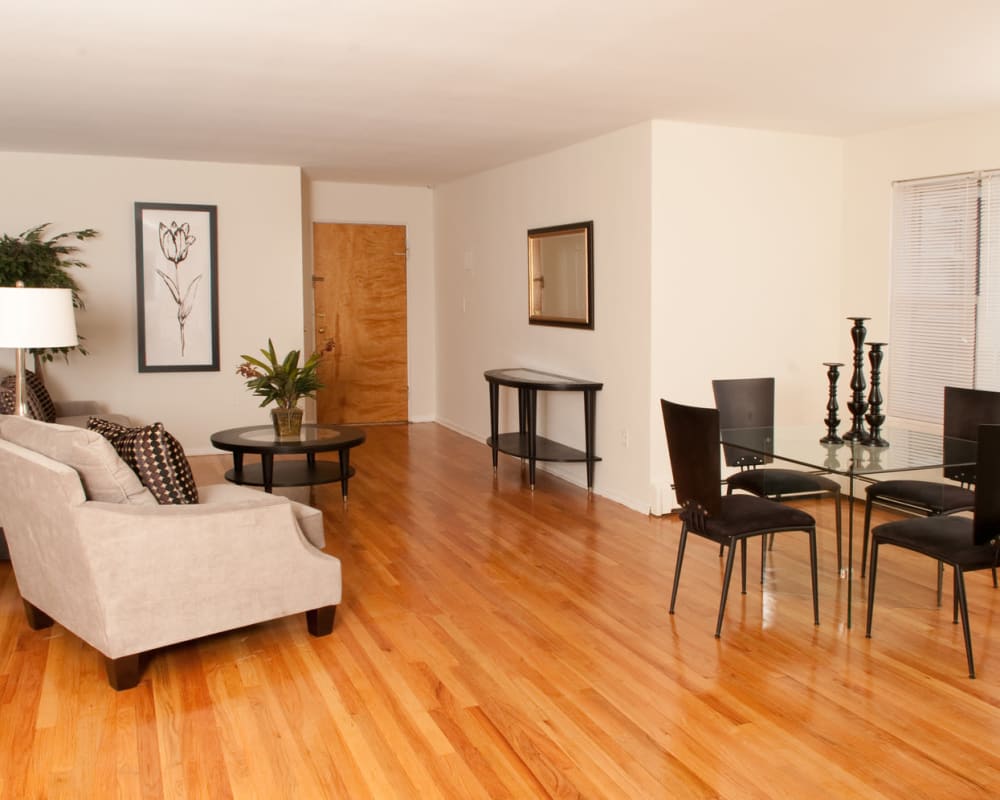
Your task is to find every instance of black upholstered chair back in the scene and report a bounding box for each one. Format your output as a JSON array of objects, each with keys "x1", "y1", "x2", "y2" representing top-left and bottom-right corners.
[
  {"x1": 943, "y1": 386, "x2": 1000, "y2": 483},
  {"x1": 661, "y1": 399, "x2": 722, "y2": 522},
  {"x1": 712, "y1": 377, "x2": 775, "y2": 467},
  {"x1": 974, "y1": 424, "x2": 1000, "y2": 546}
]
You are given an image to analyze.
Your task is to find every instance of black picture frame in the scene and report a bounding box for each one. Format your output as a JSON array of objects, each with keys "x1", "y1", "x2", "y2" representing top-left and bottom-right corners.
[{"x1": 135, "y1": 202, "x2": 219, "y2": 372}]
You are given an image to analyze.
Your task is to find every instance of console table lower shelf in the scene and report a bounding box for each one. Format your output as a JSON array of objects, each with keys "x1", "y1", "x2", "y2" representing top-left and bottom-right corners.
[{"x1": 488, "y1": 433, "x2": 601, "y2": 467}]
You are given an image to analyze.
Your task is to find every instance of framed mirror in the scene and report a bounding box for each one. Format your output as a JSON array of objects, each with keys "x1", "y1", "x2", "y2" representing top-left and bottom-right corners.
[{"x1": 527, "y1": 220, "x2": 593, "y2": 329}]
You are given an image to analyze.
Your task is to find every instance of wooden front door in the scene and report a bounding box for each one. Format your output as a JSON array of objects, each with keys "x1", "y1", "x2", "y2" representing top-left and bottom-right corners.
[{"x1": 312, "y1": 223, "x2": 408, "y2": 424}]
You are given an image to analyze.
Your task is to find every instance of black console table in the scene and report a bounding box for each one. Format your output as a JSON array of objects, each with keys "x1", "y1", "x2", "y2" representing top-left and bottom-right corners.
[{"x1": 484, "y1": 368, "x2": 603, "y2": 491}]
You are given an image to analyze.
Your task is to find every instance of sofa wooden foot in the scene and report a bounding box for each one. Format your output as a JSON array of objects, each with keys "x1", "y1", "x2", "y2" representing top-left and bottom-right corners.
[
  {"x1": 306, "y1": 605, "x2": 336, "y2": 636},
  {"x1": 23, "y1": 600, "x2": 54, "y2": 630},
  {"x1": 105, "y1": 654, "x2": 142, "y2": 691}
]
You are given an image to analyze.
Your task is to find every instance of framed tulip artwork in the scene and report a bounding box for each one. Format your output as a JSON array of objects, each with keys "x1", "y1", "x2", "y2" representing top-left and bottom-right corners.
[{"x1": 134, "y1": 202, "x2": 219, "y2": 372}]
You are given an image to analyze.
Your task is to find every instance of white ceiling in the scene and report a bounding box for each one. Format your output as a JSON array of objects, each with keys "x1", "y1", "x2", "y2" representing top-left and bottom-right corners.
[{"x1": 3, "y1": 1, "x2": 1000, "y2": 186}]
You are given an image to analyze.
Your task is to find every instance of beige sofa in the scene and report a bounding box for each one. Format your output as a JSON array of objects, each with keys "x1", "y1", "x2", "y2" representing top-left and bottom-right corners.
[{"x1": 0, "y1": 416, "x2": 342, "y2": 689}]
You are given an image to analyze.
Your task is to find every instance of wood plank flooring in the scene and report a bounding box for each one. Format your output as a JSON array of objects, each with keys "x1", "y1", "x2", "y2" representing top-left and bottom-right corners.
[{"x1": 1, "y1": 422, "x2": 999, "y2": 798}]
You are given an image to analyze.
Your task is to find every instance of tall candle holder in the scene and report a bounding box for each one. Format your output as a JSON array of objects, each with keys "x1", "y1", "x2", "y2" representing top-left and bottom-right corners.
[
  {"x1": 820, "y1": 362, "x2": 844, "y2": 444},
  {"x1": 864, "y1": 342, "x2": 889, "y2": 447},
  {"x1": 843, "y1": 316, "x2": 870, "y2": 442}
]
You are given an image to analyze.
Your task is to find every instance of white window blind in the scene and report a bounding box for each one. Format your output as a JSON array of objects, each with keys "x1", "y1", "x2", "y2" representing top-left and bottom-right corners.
[
  {"x1": 977, "y1": 171, "x2": 1000, "y2": 390},
  {"x1": 889, "y1": 174, "x2": 979, "y2": 423}
]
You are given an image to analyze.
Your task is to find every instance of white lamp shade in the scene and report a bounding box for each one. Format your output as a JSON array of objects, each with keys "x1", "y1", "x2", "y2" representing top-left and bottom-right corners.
[{"x1": 0, "y1": 287, "x2": 79, "y2": 348}]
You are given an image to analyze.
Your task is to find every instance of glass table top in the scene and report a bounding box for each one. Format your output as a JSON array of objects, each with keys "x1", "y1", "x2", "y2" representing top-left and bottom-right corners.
[
  {"x1": 719, "y1": 425, "x2": 977, "y2": 477},
  {"x1": 237, "y1": 427, "x2": 344, "y2": 444}
]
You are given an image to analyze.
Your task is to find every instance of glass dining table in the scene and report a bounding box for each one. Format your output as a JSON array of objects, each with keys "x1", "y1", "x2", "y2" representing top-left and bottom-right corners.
[{"x1": 718, "y1": 425, "x2": 977, "y2": 628}]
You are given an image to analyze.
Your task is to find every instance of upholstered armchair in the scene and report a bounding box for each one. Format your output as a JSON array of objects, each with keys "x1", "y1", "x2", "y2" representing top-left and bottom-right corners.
[{"x1": 0, "y1": 416, "x2": 342, "y2": 689}]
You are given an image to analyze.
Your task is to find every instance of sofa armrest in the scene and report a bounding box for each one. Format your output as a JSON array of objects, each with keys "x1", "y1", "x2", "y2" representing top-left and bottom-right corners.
[
  {"x1": 71, "y1": 495, "x2": 341, "y2": 658},
  {"x1": 52, "y1": 400, "x2": 131, "y2": 428},
  {"x1": 52, "y1": 400, "x2": 101, "y2": 417}
]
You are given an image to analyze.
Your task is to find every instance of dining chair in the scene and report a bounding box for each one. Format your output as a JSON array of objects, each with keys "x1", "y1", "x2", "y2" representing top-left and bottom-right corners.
[
  {"x1": 866, "y1": 423, "x2": 1000, "y2": 678},
  {"x1": 660, "y1": 399, "x2": 819, "y2": 637},
  {"x1": 712, "y1": 377, "x2": 843, "y2": 571},
  {"x1": 860, "y1": 386, "x2": 1000, "y2": 601}
]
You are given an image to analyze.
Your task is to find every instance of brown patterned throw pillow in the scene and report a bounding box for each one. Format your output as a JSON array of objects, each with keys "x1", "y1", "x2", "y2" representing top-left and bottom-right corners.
[
  {"x1": 0, "y1": 370, "x2": 57, "y2": 422},
  {"x1": 87, "y1": 418, "x2": 199, "y2": 504}
]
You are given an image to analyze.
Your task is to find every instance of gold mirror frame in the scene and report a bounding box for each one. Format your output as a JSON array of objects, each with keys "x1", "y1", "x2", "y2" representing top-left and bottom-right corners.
[{"x1": 527, "y1": 221, "x2": 594, "y2": 329}]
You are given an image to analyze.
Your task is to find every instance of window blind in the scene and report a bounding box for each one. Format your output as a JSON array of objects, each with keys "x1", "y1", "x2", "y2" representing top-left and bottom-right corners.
[
  {"x1": 889, "y1": 174, "x2": 979, "y2": 423},
  {"x1": 977, "y1": 170, "x2": 1000, "y2": 390}
]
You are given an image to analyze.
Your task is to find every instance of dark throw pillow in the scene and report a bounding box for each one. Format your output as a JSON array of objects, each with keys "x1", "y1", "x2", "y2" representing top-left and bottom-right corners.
[
  {"x1": 0, "y1": 370, "x2": 57, "y2": 422},
  {"x1": 88, "y1": 417, "x2": 199, "y2": 505}
]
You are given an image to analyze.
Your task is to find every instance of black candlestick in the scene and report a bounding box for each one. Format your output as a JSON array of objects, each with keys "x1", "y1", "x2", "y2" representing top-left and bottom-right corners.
[
  {"x1": 843, "y1": 316, "x2": 870, "y2": 442},
  {"x1": 820, "y1": 362, "x2": 844, "y2": 444},
  {"x1": 864, "y1": 342, "x2": 889, "y2": 447}
]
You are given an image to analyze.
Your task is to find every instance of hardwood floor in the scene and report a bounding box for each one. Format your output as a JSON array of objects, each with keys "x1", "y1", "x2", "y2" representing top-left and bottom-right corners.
[{"x1": 1, "y1": 422, "x2": 999, "y2": 798}]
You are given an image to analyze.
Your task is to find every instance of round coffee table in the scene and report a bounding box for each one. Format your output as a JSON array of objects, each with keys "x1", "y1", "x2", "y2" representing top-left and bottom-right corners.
[{"x1": 210, "y1": 424, "x2": 366, "y2": 502}]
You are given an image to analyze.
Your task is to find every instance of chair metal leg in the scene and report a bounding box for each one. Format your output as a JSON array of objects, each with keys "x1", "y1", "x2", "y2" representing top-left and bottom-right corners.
[
  {"x1": 954, "y1": 568, "x2": 976, "y2": 678},
  {"x1": 740, "y1": 537, "x2": 748, "y2": 594},
  {"x1": 833, "y1": 490, "x2": 843, "y2": 572},
  {"x1": 953, "y1": 568, "x2": 959, "y2": 624},
  {"x1": 669, "y1": 525, "x2": 689, "y2": 614},
  {"x1": 865, "y1": 540, "x2": 880, "y2": 637},
  {"x1": 861, "y1": 496, "x2": 874, "y2": 578},
  {"x1": 937, "y1": 560, "x2": 945, "y2": 607},
  {"x1": 993, "y1": 566, "x2": 998, "y2": 588},
  {"x1": 808, "y1": 527, "x2": 820, "y2": 625},
  {"x1": 760, "y1": 536, "x2": 767, "y2": 584},
  {"x1": 716, "y1": 539, "x2": 738, "y2": 638}
]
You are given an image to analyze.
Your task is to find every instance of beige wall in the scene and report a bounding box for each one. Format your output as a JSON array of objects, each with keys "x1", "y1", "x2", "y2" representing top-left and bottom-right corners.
[
  {"x1": 843, "y1": 111, "x2": 1000, "y2": 421},
  {"x1": 434, "y1": 124, "x2": 654, "y2": 511},
  {"x1": 649, "y1": 122, "x2": 844, "y2": 511},
  {"x1": 307, "y1": 181, "x2": 436, "y2": 421},
  {"x1": 0, "y1": 152, "x2": 305, "y2": 453}
]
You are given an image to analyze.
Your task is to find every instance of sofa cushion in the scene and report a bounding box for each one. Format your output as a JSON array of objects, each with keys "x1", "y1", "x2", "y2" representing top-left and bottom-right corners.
[
  {"x1": 0, "y1": 416, "x2": 156, "y2": 505},
  {"x1": 0, "y1": 370, "x2": 57, "y2": 422},
  {"x1": 88, "y1": 418, "x2": 199, "y2": 505}
]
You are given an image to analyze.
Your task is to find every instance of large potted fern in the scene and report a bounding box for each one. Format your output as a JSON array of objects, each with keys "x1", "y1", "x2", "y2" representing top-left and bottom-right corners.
[{"x1": 0, "y1": 223, "x2": 97, "y2": 362}]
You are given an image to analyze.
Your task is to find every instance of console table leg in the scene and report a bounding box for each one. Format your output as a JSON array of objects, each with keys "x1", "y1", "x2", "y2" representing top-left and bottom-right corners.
[
  {"x1": 489, "y1": 382, "x2": 500, "y2": 474},
  {"x1": 584, "y1": 389, "x2": 597, "y2": 491},
  {"x1": 527, "y1": 389, "x2": 538, "y2": 490}
]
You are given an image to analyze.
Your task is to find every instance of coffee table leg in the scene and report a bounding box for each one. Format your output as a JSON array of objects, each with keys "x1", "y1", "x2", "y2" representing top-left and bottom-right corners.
[
  {"x1": 261, "y1": 453, "x2": 274, "y2": 493},
  {"x1": 340, "y1": 448, "x2": 350, "y2": 505}
]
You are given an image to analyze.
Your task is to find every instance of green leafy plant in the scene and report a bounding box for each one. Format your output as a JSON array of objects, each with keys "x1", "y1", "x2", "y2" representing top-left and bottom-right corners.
[
  {"x1": 0, "y1": 223, "x2": 98, "y2": 360},
  {"x1": 237, "y1": 338, "x2": 335, "y2": 409}
]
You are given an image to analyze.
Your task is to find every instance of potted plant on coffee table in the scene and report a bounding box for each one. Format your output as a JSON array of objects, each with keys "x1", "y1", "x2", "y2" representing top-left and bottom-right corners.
[{"x1": 237, "y1": 338, "x2": 334, "y2": 438}]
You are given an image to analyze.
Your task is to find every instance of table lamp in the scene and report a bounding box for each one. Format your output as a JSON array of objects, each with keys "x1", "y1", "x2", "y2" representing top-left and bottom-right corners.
[{"x1": 0, "y1": 282, "x2": 79, "y2": 417}]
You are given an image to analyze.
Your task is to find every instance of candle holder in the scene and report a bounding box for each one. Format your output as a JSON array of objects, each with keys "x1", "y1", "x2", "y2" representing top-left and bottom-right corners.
[
  {"x1": 864, "y1": 342, "x2": 889, "y2": 447},
  {"x1": 820, "y1": 362, "x2": 844, "y2": 444},
  {"x1": 843, "y1": 316, "x2": 870, "y2": 442}
]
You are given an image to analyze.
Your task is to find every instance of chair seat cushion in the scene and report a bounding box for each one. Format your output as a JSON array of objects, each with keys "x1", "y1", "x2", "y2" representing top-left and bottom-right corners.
[
  {"x1": 865, "y1": 479, "x2": 973, "y2": 515},
  {"x1": 197, "y1": 483, "x2": 325, "y2": 549},
  {"x1": 694, "y1": 494, "x2": 815, "y2": 541},
  {"x1": 872, "y1": 515, "x2": 998, "y2": 570},
  {"x1": 728, "y1": 467, "x2": 839, "y2": 497}
]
